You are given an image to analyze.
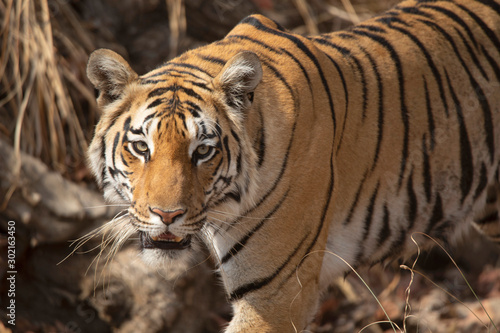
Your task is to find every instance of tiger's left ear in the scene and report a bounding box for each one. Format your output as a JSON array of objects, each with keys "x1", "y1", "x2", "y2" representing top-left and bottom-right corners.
[
  {"x1": 87, "y1": 49, "x2": 138, "y2": 107},
  {"x1": 214, "y1": 51, "x2": 263, "y2": 112}
]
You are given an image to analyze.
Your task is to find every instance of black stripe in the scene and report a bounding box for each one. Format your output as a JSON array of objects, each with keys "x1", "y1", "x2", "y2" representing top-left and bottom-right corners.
[
  {"x1": 416, "y1": 18, "x2": 495, "y2": 161},
  {"x1": 473, "y1": 163, "x2": 488, "y2": 200},
  {"x1": 453, "y1": 27, "x2": 488, "y2": 80},
  {"x1": 108, "y1": 166, "x2": 126, "y2": 180},
  {"x1": 355, "y1": 24, "x2": 386, "y2": 33},
  {"x1": 220, "y1": 191, "x2": 288, "y2": 264},
  {"x1": 363, "y1": 183, "x2": 380, "y2": 242},
  {"x1": 223, "y1": 136, "x2": 231, "y2": 172},
  {"x1": 313, "y1": 37, "x2": 364, "y2": 124},
  {"x1": 214, "y1": 120, "x2": 222, "y2": 139},
  {"x1": 120, "y1": 153, "x2": 129, "y2": 167},
  {"x1": 103, "y1": 101, "x2": 131, "y2": 134},
  {"x1": 143, "y1": 113, "x2": 155, "y2": 124},
  {"x1": 142, "y1": 70, "x2": 171, "y2": 80},
  {"x1": 187, "y1": 80, "x2": 212, "y2": 91},
  {"x1": 300, "y1": 152, "x2": 335, "y2": 264},
  {"x1": 421, "y1": 4, "x2": 480, "y2": 49},
  {"x1": 383, "y1": 21, "x2": 449, "y2": 118},
  {"x1": 148, "y1": 87, "x2": 169, "y2": 99},
  {"x1": 231, "y1": 130, "x2": 242, "y2": 174},
  {"x1": 379, "y1": 227, "x2": 406, "y2": 263},
  {"x1": 357, "y1": 46, "x2": 384, "y2": 171},
  {"x1": 353, "y1": 183, "x2": 380, "y2": 265},
  {"x1": 343, "y1": 172, "x2": 368, "y2": 226},
  {"x1": 352, "y1": 28, "x2": 409, "y2": 188},
  {"x1": 187, "y1": 107, "x2": 200, "y2": 118},
  {"x1": 316, "y1": 36, "x2": 365, "y2": 115},
  {"x1": 142, "y1": 67, "x2": 207, "y2": 82},
  {"x1": 323, "y1": 52, "x2": 351, "y2": 151},
  {"x1": 464, "y1": 3, "x2": 497, "y2": 32},
  {"x1": 458, "y1": 4, "x2": 500, "y2": 82},
  {"x1": 129, "y1": 127, "x2": 143, "y2": 135},
  {"x1": 487, "y1": 187, "x2": 498, "y2": 204},
  {"x1": 211, "y1": 156, "x2": 224, "y2": 177},
  {"x1": 176, "y1": 112, "x2": 187, "y2": 131},
  {"x1": 224, "y1": 109, "x2": 296, "y2": 231},
  {"x1": 400, "y1": 5, "x2": 433, "y2": 19},
  {"x1": 376, "y1": 203, "x2": 391, "y2": 248},
  {"x1": 112, "y1": 132, "x2": 120, "y2": 170},
  {"x1": 173, "y1": 70, "x2": 206, "y2": 81},
  {"x1": 231, "y1": 129, "x2": 240, "y2": 144},
  {"x1": 376, "y1": 15, "x2": 411, "y2": 28},
  {"x1": 242, "y1": 16, "x2": 336, "y2": 132},
  {"x1": 228, "y1": 34, "x2": 283, "y2": 56},
  {"x1": 150, "y1": 85, "x2": 204, "y2": 101},
  {"x1": 257, "y1": 110, "x2": 266, "y2": 167},
  {"x1": 123, "y1": 116, "x2": 131, "y2": 132},
  {"x1": 168, "y1": 62, "x2": 212, "y2": 77},
  {"x1": 181, "y1": 86, "x2": 203, "y2": 100},
  {"x1": 422, "y1": 135, "x2": 432, "y2": 203},
  {"x1": 406, "y1": 169, "x2": 418, "y2": 229},
  {"x1": 223, "y1": 36, "x2": 296, "y2": 100},
  {"x1": 198, "y1": 54, "x2": 225, "y2": 65},
  {"x1": 476, "y1": 0, "x2": 500, "y2": 16},
  {"x1": 423, "y1": 78, "x2": 436, "y2": 149},
  {"x1": 224, "y1": 190, "x2": 241, "y2": 203},
  {"x1": 424, "y1": 193, "x2": 443, "y2": 235},
  {"x1": 229, "y1": 230, "x2": 309, "y2": 301},
  {"x1": 236, "y1": 149, "x2": 242, "y2": 175},
  {"x1": 99, "y1": 144, "x2": 107, "y2": 186},
  {"x1": 481, "y1": 44, "x2": 500, "y2": 83},
  {"x1": 156, "y1": 119, "x2": 167, "y2": 137},
  {"x1": 445, "y1": 70, "x2": 473, "y2": 203},
  {"x1": 476, "y1": 211, "x2": 499, "y2": 225},
  {"x1": 224, "y1": 122, "x2": 296, "y2": 231},
  {"x1": 185, "y1": 100, "x2": 202, "y2": 118},
  {"x1": 279, "y1": 47, "x2": 312, "y2": 87}
]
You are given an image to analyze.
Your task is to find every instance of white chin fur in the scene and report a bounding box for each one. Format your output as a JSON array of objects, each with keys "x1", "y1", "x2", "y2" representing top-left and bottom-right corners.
[{"x1": 139, "y1": 242, "x2": 203, "y2": 277}]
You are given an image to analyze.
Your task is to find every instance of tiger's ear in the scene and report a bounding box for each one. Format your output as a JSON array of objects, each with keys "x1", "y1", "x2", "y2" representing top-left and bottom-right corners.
[
  {"x1": 87, "y1": 49, "x2": 138, "y2": 106},
  {"x1": 214, "y1": 51, "x2": 262, "y2": 112}
]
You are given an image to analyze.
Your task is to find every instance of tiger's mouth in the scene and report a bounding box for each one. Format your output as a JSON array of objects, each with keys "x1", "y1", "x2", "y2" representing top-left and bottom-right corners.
[{"x1": 140, "y1": 231, "x2": 192, "y2": 250}]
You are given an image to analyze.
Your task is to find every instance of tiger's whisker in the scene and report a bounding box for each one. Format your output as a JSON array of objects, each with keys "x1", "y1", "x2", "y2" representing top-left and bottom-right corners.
[
  {"x1": 84, "y1": 204, "x2": 129, "y2": 209},
  {"x1": 208, "y1": 209, "x2": 275, "y2": 220}
]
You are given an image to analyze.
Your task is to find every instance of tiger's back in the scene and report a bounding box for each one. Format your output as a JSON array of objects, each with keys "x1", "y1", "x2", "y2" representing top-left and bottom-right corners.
[
  {"x1": 86, "y1": 0, "x2": 500, "y2": 331},
  {"x1": 312, "y1": 0, "x2": 500, "y2": 284}
]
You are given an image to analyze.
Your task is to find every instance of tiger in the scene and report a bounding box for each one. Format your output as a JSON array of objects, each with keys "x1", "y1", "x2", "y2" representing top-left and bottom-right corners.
[{"x1": 86, "y1": 0, "x2": 500, "y2": 331}]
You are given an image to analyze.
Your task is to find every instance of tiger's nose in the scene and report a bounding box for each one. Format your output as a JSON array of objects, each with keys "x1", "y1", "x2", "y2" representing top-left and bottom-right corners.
[{"x1": 151, "y1": 208, "x2": 185, "y2": 225}]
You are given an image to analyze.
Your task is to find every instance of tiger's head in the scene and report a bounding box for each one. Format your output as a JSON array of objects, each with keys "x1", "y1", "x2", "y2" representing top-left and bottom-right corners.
[{"x1": 86, "y1": 49, "x2": 262, "y2": 264}]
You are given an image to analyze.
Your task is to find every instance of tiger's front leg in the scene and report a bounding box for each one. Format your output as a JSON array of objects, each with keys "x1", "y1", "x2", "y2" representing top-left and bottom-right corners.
[
  {"x1": 222, "y1": 256, "x2": 324, "y2": 333},
  {"x1": 224, "y1": 290, "x2": 321, "y2": 332}
]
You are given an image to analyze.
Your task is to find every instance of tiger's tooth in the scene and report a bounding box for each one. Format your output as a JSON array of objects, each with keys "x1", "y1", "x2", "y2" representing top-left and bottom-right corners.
[
  {"x1": 174, "y1": 236, "x2": 183, "y2": 242},
  {"x1": 151, "y1": 236, "x2": 159, "y2": 241}
]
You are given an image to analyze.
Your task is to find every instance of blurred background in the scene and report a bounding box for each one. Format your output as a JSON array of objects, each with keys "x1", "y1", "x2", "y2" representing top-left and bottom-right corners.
[{"x1": 0, "y1": 0, "x2": 499, "y2": 332}]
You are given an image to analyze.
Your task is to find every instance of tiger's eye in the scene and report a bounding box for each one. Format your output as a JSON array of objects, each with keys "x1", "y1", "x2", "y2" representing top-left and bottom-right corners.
[
  {"x1": 196, "y1": 145, "x2": 210, "y2": 156},
  {"x1": 133, "y1": 141, "x2": 149, "y2": 154}
]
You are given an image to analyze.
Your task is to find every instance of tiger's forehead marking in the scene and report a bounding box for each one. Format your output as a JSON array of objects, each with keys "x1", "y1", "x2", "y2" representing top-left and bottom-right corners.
[
  {"x1": 125, "y1": 69, "x2": 223, "y2": 153},
  {"x1": 140, "y1": 62, "x2": 215, "y2": 84}
]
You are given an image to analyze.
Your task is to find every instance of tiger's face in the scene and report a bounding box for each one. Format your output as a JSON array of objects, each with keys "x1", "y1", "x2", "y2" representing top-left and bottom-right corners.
[{"x1": 87, "y1": 49, "x2": 262, "y2": 263}]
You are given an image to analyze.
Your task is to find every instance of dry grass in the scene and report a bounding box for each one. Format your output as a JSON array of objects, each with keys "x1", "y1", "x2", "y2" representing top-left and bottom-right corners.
[{"x1": 0, "y1": 0, "x2": 96, "y2": 185}]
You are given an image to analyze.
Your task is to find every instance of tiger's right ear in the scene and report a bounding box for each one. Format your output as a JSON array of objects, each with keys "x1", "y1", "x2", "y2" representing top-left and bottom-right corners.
[
  {"x1": 214, "y1": 51, "x2": 262, "y2": 111},
  {"x1": 87, "y1": 49, "x2": 138, "y2": 106}
]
